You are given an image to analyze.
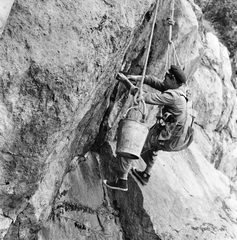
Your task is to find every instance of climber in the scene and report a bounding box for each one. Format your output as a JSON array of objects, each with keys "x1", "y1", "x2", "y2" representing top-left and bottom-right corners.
[{"x1": 103, "y1": 65, "x2": 192, "y2": 191}]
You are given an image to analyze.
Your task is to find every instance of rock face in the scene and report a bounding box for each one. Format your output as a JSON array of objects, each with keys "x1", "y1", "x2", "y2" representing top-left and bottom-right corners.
[
  {"x1": 0, "y1": 0, "x2": 236, "y2": 239},
  {"x1": 190, "y1": 31, "x2": 237, "y2": 183}
]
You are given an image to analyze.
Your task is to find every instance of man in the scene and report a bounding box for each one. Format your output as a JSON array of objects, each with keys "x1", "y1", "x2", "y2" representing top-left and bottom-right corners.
[{"x1": 103, "y1": 65, "x2": 190, "y2": 191}]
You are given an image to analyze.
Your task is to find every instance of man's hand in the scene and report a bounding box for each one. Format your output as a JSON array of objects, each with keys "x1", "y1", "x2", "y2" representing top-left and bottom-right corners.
[
  {"x1": 127, "y1": 75, "x2": 142, "y2": 83},
  {"x1": 116, "y1": 72, "x2": 129, "y2": 83},
  {"x1": 116, "y1": 73, "x2": 137, "y2": 93}
]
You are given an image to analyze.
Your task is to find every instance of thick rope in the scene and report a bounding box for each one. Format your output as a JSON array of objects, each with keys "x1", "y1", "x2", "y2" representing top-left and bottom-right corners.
[
  {"x1": 168, "y1": 0, "x2": 175, "y2": 44},
  {"x1": 171, "y1": 41, "x2": 181, "y2": 66},
  {"x1": 164, "y1": 43, "x2": 170, "y2": 74},
  {"x1": 164, "y1": 0, "x2": 181, "y2": 74},
  {"x1": 139, "y1": 0, "x2": 160, "y2": 100}
]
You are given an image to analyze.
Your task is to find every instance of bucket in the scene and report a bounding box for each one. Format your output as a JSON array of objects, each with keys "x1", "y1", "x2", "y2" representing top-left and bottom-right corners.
[{"x1": 116, "y1": 101, "x2": 149, "y2": 159}]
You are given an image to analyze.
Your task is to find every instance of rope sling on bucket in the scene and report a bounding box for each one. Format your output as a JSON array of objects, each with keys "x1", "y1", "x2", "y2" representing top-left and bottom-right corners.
[{"x1": 116, "y1": 0, "x2": 160, "y2": 159}]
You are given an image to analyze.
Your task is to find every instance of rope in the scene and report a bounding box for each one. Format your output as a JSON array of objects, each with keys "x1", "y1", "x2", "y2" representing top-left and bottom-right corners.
[
  {"x1": 164, "y1": 0, "x2": 181, "y2": 75},
  {"x1": 138, "y1": 0, "x2": 160, "y2": 100},
  {"x1": 135, "y1": 0, "x2": 182, "y2": 104},
  {"x1": 168, "y1": 0, "x2": 175, "y2": 44},
  {"x1": 171, "y1": 41, "x2": 181, "y2": 66}
]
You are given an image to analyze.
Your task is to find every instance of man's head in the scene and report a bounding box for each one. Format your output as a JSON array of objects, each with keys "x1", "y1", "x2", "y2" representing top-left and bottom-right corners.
[{"x1": 164, "y1": 65, "x2": 186, "y2": 89}]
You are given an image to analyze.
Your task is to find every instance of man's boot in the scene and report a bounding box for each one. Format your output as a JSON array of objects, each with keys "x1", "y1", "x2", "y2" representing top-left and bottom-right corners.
[
  {"x1": 103, "y1": 178, "x2": 128, "y2": 191},
  {"x1": 131, "y1": 167, "x2": 150, "y2": 185}
]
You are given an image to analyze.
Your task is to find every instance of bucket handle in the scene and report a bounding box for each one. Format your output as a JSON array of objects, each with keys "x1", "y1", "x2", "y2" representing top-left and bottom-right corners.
[{"x1": 123, "y1": 99, "x2": 147, "y2": 121}]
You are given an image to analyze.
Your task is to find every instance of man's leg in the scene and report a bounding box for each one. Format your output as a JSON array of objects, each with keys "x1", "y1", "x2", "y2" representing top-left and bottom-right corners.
[
  {"x1": 131, "y1": 123, "x2": 164, "y2": 185},
  {"x1": 142, "y1": 147, "x2": 158, "y2": 175},
  {"x1": 131, "y1": 147, "x2": 158, "y2": 185},
  {"x1": 103, "y1": 156, "x2": 132, "y2": 191},
  {"x1": 118, "y1": 156, "x2": 133, "y2": 180}
]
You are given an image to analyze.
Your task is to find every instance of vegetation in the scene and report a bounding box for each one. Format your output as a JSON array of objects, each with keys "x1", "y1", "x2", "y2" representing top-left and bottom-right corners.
[{"x1": 195, "y1": 0, "x2": 237, "y2": 57}]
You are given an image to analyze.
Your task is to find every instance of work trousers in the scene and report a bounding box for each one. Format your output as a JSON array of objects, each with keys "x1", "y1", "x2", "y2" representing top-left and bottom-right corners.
[{"x1": 118, "y1": 148, "x2": 158, "y2": 175}]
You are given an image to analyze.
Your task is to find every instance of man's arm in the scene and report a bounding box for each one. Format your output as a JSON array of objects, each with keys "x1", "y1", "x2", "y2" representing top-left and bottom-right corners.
[
  {"x1": 144, "y1": 75, "x2": 166, "y2": 92},
  {"x1": 128, "y1": 75, "x2": 166, "y2": 92},
  {"x1": 143, "y1": 91, "x2": 174, "y2": 106}
]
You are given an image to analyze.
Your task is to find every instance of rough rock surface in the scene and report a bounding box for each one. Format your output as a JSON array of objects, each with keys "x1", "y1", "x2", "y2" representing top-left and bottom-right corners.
[
  {"x1": 0, "y1": 0, "x2": 236, "y2": 239},
  {"x1": 100, "y1": 142, "x2": 237, "y2": 240},
  {"x1": 189, "y1": 31, "x2": 237, "y2": 179}
]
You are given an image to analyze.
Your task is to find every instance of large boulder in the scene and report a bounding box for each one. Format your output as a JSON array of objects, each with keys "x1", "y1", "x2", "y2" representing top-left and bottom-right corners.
[{"x1": 189, "y1": 31, "x2": 237, "y2": 183}]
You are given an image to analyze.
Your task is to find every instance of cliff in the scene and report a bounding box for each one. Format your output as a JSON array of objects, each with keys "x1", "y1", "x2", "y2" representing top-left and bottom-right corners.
[{"x1": 0, "y1": 0, "x2": 237, "y2": 240}]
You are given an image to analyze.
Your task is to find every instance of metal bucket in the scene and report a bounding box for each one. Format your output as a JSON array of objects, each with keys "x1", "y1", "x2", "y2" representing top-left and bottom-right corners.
[{"x1": 116, "y1": 101, "x2": 149, "y2": 159}]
